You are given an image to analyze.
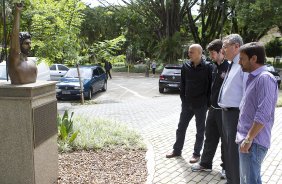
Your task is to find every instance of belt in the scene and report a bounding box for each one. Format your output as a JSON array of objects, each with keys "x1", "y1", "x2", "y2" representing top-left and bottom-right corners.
[
  {"x1": 211, "y1": 105, "x2": 222, "y2": 110},
  {"x1": 222, "y1": 107, "x2": 239, "y2": 111}
]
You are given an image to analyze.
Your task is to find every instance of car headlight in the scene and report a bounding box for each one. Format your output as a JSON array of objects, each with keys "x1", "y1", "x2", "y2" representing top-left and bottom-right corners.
[{"x1": 74, "y1": 86, "x2": 81, "y2": 89}]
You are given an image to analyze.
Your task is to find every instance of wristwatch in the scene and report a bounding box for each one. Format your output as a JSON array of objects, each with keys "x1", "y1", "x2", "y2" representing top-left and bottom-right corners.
[{"x1": 243, "y1": 138, "x2": 252, "y2": 144}]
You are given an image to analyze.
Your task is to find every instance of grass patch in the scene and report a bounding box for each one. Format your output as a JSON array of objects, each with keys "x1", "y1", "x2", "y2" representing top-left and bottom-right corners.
[
  {"x1": 58, "y1": 116, "x2": 146, "y2": 152},
  {"x1": 277, "y1": 90, "x2": 282, "y2": 107}
]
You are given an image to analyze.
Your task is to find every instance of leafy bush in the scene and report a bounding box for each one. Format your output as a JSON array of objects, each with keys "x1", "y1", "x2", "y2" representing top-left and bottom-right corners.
[
  {"x1": 90, "y1": 35, "x2": 126, "y2": 63},
  {"x1": 112, "y1": 66, "x2": 146, "y2": 73},
  {"x1": 277, "y1": 92, "x2": 282, "y2": 107},
  {"x1": 156, "y1": 64, "x2": 164, "y2": 73},
  {"x1": 57, "y1": 111, "x2": 79, "y2": 152},
  {"x1": 112, "y1": 66, "x2": 128, "y2": 72},
  {"x1": 110, "y1": 55, "x2": 126, "y2": 64},
  {"x1": 265, "y1": 38, "x2": 282, "y2": 58},
  {"x1": 113, "y1": 62, "x2": 126, "y2": 67}
]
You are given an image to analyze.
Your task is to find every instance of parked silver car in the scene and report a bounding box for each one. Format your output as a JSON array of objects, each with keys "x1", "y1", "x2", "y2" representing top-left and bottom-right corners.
[
  {"x1": 0, "y1": 59, "x2": 50, "y2": 81},
  {"x1": 50, "y1": 64, "x2": 69, "y2": 81}
]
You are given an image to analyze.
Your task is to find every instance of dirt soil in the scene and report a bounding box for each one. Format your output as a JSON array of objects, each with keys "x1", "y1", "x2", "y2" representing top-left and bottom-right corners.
[{"x1": 58, "y1": 148, "x2": 147, "y2": 184}]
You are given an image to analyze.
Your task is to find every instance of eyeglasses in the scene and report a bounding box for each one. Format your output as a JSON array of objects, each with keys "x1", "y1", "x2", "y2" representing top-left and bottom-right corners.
[{"x1": 222, "y1": 43, "x2": 235, "y2": 49}]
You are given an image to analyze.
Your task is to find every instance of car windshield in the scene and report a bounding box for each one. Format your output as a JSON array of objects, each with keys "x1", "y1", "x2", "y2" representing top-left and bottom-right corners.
[
  {"x1": 162, "y1": 68, "x2": 181, "y2": 75},
  {"x1": 64, "y1": 68, "x2": 92, "y2": 78}
]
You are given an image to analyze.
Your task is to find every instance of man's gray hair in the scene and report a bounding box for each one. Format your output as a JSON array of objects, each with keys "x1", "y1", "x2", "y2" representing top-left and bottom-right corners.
[{"x1": 223, "y1": 34, "x2": 243, "y2": 46}]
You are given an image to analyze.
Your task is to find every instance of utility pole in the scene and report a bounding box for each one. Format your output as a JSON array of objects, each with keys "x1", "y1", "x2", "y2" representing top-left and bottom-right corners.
[{"x1": 76, "y1": 63, "x2": 84, "y2": 104}]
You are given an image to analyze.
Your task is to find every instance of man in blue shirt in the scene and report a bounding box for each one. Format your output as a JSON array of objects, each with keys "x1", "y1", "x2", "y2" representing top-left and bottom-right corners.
[
  {"x1": 236, "y1": 42, "x2": 278, "y2": 184},
  {"x1": 218, "y1": 34, "x2": 248, "y2": 184}
]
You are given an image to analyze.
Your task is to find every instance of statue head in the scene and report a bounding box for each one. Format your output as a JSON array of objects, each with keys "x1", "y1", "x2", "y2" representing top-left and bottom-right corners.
[{"x1": 19, "y1": 32, "x2": 31, "y2": 55}]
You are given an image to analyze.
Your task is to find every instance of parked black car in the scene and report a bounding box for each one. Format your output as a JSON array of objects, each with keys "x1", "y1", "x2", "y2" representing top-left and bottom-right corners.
[
  {"x1": 159, "y1": 64, "x2": 182, "y2": 93},
  {"x1": 266, "y1": 64, "x2": 281, "y2": 88}
]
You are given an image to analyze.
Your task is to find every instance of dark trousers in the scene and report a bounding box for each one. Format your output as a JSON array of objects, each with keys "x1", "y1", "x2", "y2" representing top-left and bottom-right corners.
[
  {"x1": 173, "y1": 103, "x2": 207, "y2": 156},
  {"x1": 106, "y1": 70, "x2": 112, "y2": 79},
  {"x1": 222, "y1": 109, "x2": 240, "y2": 184},
  {"x1": 152, "y1": 68, "x2": 156, "y2": 74},
  {"x1": 200, "y1": 107, "x2": 225, "y2": 170}
]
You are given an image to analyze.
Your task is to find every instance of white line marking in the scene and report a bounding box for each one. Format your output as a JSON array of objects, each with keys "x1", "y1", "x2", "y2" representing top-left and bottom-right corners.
[{"x1": 115, "y1": 84, "x2": 148, "y2": 99}]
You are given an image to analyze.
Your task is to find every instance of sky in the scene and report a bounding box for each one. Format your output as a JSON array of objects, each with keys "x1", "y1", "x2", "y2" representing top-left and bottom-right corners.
[
  {"x1": 81, "y1": 0, "x2": 199, "y2": 14},
  {"x1": 81, "y1": 0, "x2": 126, "y2": 7}
]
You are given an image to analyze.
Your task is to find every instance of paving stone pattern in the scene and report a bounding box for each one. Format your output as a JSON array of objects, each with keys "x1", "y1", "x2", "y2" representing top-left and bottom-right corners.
[{"x1": 60, "y1": 74, "x2": 282, "y2": 184}]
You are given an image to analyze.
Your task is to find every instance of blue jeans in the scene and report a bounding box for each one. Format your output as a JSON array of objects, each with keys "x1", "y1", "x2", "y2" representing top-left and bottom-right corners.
[{"x1": 239, "y1": 143, "x2": 268, "y2": 184}]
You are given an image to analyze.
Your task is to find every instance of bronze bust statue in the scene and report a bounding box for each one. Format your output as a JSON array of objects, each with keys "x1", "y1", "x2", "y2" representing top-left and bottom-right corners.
[{"x1": 8, "y1": 3, "x2": 37, "y2": 84}]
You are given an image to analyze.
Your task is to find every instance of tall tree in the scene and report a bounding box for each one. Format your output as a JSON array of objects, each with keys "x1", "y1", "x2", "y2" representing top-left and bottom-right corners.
[
  {"x1": 80, "y1": 6, "x2": 122, "y2": 44},
  {"x1": 231, "y1": 0, "x2": 282, "y2": 42},
  {"x1": 185, "y1": 0, "x2": 229, "y2": 49},
  {"x1": 120, "y1": 0, "x2": 190, "y2": 63},
  {"x1": 23, "y1": 0, "x2": 86, "y2": 63}
]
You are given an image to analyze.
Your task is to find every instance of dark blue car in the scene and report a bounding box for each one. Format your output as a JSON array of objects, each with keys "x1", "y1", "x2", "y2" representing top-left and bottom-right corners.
[{"x1": 56, "y1": 65, "x2": 107, "y2": 100}]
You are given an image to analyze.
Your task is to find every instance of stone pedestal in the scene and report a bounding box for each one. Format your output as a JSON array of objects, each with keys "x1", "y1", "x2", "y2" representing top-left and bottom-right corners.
[{"x1": 0, "y1": 81, "x2": 58, "y2": 184}]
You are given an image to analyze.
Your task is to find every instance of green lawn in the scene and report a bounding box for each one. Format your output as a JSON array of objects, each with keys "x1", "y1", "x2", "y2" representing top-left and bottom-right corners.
[
  {"x1": 58, "y1": 115, "x2": 146, "y2": 152},
  {"x1": 278, "y1": 89, "x2": 282, "y2": 107}
]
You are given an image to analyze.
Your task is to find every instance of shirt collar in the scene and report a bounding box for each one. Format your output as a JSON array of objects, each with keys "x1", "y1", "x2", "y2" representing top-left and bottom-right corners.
[
  {"x1": 249, "y1": 65, "x2": 267, "y2": 77},
  {"x1": 232, "y1": 54, "x2": 240, "y2": 64},
  {"x1": 190, "y1": 59, "x2": 204, "y2": 67},
  {"x1": 214, "y1": 59, "x2": 227, "y2": 66}
]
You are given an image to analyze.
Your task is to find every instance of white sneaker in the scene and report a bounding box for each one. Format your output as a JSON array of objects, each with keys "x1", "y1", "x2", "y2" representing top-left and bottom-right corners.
[
  {"x1": 191, "y1": 163, "x2": 212, "y2": 172},
  {"x1": 220, "y1": 169, "x2": 226, "y2": 179}
]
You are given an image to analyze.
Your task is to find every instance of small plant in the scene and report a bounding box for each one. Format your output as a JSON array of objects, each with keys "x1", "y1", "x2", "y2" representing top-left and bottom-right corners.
[{"x1": 57, "y1": 110, "x2": 79, "y2": 152}]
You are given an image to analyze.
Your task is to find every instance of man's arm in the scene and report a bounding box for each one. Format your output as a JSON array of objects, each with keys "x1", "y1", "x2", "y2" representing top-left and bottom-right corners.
[
  {"x1": 240, "y1": 73, "x2": 278, "y2": 153},
  {"x1": 9, "y1": 4, "x2": 22, "y2": 67},
  {"x1": 180, "y1": 64, "x2": 186, "y2": 102},
  {"x1": 206, "y1": 63, "x2": 213, "y2": 107},
  {"x1": 239, "y1": 122, "x2": 264, "y2": 153}
]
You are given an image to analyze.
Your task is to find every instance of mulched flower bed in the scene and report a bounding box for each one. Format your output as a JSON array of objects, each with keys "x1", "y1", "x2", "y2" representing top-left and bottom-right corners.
[{"x1": 58, "y1": 148, "x2": 147, "y2": 184}]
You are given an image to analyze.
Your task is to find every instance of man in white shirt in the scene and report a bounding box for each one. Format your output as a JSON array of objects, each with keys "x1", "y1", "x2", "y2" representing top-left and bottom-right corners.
[{"x1": 218, "y1": 34, "x2": 248, "y2": 184}]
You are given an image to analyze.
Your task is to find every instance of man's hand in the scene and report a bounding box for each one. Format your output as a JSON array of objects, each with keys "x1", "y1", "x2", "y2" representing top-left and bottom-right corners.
[{"x1": 239, "y1": 139, "x2": 252, "y2": 153}]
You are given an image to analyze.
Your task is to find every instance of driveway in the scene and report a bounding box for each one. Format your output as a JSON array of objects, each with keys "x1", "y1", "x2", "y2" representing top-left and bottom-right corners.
[{"x1": 58, "y1": 72, "x2": 282, "y2": 184}]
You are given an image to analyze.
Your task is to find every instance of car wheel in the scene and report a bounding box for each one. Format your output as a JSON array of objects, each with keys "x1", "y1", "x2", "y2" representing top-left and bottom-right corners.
[
  {"x1": 159, "y1": 87, "x2": 164, "y2": 93},
  {"x1": 85, "y1": 90, "x2": 92, "y2": 100},
  {"x1": 102, "y1": 81, "x2": 107, "y2": 91}
]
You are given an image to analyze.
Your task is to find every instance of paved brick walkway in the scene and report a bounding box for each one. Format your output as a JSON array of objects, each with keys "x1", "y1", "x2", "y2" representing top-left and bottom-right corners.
[{"x1": 58, "y1": 73, "x2": 282, "y2": 184}]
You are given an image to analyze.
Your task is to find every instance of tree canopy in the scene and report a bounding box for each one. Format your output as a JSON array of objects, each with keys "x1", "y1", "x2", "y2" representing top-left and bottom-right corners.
[{"x1": 1, "y1": 0, "x2": 281, "y2": 65}]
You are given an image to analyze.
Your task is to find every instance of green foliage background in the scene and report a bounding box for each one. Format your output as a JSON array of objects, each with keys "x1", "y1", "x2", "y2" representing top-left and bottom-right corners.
[{"x1": 1, "y1": 0, "x2": 281, "y2": 66}]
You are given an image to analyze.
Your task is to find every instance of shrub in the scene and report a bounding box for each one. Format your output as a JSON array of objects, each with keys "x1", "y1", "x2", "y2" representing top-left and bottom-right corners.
[
  {"x1": 265, "y1": 38, "x2": 282, "y2": 58},
  {"x1": 57, "y1": 111, "x2": 79, "y2": 152},
  {"x1": 112, "y1": 66, "x2": 128, "y2": 72}
]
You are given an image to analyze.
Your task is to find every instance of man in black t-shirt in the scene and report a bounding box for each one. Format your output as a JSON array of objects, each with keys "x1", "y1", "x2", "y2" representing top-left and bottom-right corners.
[
  {"x1": 166, "y1": 44, "x2": 213, "y2": 164},
  {"x1": 191, "y1": 39, "x2": 230, "y2": 180}
]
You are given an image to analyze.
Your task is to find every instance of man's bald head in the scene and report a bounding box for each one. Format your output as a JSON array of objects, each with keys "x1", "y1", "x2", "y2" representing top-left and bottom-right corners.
[
  {"x1": 188, "y1": 44, "x2": 203, "y2": 64},
  {"x1": 189, "y1": 44, "x2": 203, "y2": 53}
]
